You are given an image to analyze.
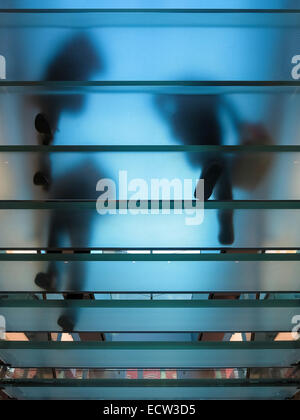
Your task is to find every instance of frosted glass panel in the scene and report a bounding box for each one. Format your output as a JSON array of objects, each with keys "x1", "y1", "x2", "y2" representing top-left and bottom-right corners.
[
  {"x1": 1, "y1": 91, "x2": 300, "y2": 146},
  {"x1": 1, "y1": 300, "x2": 299, "y2": 332},
  {"x1": 0, "y1": 209, "x2": 300, "y2": 248},
  {"x1": 0, "y1": 341, "x2": 298, "y2": 369},
  {"x1": 1, "y1": 150, "x2": 300, "y2": 199},
  {"x1": 0, "y1": 16, "x2": 299, "y2": 81},
  {"x1": 0, "y1": 260, "x2": 299, "y2": 293}
]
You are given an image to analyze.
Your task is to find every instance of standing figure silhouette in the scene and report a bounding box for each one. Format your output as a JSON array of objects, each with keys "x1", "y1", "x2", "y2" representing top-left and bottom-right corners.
[
  {"x1": 35, "y1": 160, "x2": 104, "y2": 331},
  {"x1": 32, "y1": 33, "x2": 105, "y2": 331},
  {"x1": 156, "y1": 94, "x2": 237, "y2": 245},
  {"x1": 33, "y1": 33, "x2": 105, "y2": 189}
]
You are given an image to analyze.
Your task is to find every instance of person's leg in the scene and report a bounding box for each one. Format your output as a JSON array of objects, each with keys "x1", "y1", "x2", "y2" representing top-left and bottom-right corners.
[
  {"x1": 34, "y1": 213, "x2": 61, "y2": 291},
  {"x1": 214, "y1": 164, "x2": 234, "y2": 245},
  {"x1": 33, "y1": 104, "x2": 59, "y2": 190},
  {"x1": 33, "y1": 155, "x2": 51, "y2": 192},
  {"x1": 57, "y1": 216, "x2": 91, "y2": 332},
  {"x1": 196, "y1": 160, "x2": 224, "y2": 200},
  {"x1": 33, "y1": 111, "x2": 54, "y2": 194},
  {"x1": 67, "y1": 215, "x2": 90, "y2": 294},
  {"x1": 193, "y1": 150, "x2": 225, "y2": 201},
  {"x1": 35, "y1": 97, "x2": 60, "y2": 145}
]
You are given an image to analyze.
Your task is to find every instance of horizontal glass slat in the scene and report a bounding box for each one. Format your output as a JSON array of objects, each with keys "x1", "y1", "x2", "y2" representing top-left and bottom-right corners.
[
  {"x1": 0, "y1": 210, "x2": 300, "y2": 248},
  {"x1": 1, "y1": 91, "x2": 300, "y2": 150},
  {"x1": 1, "y1": 379, "x2": 298, "y2": 400},
  {"x1": 1, "y1": 150, "x2": 300, "y2": 200},
  {"x1": 1, "y1": 300, "x2": 299, "y2": 332},
  {"x1": 0, "y1": 259, "x2": 299, "y2": 293},
  {"x1": 1, "y1": 91, "x2": 299, "y2": 158},
  {"x1": 1, "y1": 9, "x2": 300, "y2": 28},
  {"x1": 0, "y1": 341, "x2": 299, "y2": 369},
  {"x1": 1, "y1": 19, "x2": 298, "y2": 81}
]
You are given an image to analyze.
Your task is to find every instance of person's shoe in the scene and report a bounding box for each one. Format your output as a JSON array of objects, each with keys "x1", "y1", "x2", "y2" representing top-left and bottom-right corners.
[
  {"x1": 57, "y1": 315, "x2": 75, "y2": 332},
  {"x1": 196, "y1": 163, "x2": 223, "y2": 200},
  {"x1": 34, "y1": 272, "x2": 55, "y2": 291},
  {"x1": 218, "y1": 211, "x2": 234, "y2": 245},
  {"x1": 33, "y1": 171, "x2": 50, "y2": 190},
  {"x1": 35, "y1": 113, "x2": 53, "y2": 145},
  {"x1": 218, "y1": 228, "x2": 234, "y2": 245}
]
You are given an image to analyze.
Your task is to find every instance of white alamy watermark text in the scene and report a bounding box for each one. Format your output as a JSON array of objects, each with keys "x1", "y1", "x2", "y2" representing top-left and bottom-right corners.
[
  {"x1": 96, "y1": 171, "x2": 204, "y2": 226},
  {"x1": 291, "y1": 55, "x2": 300, "y2": 80},
  {"x1": 292, "y1": 315, "x2": 300, "y2": 340},
  {"x1": 0, "y1": 315, "x2": 5, "y2": 340},
  {"x1": 0, "y1": 55, "x2": 6, "y2": 80}
]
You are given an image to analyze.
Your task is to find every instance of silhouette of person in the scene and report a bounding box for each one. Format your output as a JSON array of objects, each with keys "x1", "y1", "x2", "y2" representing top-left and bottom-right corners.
[
  {"x1": 156, "y1": 94, "x2": 238, "y2": 245},
  {"x1": 34, "y1": 159, "x2": 104, "y2": 331},
  {"x1": 34, "y1": 32, "x2": 104, "y2": 146},
  {"x1": 33, "y1": 32, "x2": 105, "y2": 189},
  {"x1": 31, "y1": 33, "x2": 105, "y2": 331}
]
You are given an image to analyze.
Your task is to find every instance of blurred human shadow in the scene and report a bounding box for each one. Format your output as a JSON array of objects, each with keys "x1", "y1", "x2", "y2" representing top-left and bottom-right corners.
[
  {"x1": 34, "y1": 32, "x2": 104, "y2": 144},
  {"x1": 34, "y1": 159, "x2": 104, "y2": 332},
  {"x1": 33, "y1": 32, "x2": 105, "y2": 189},
  {"x1": 156, "y1": 94, "x2": 236, "y2": 245},
  {"x1": 156, "y1": 94, "x2": 273, "y2": 245},
  {"x1": 30, "y1": 34, "x2": 105, "y2": 331}
]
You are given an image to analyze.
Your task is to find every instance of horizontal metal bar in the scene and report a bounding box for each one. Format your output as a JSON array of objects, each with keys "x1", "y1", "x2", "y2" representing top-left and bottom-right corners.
[
  {"x1": 0, "y1": 145, "x2": 300, "y2": 152},
  {"x1": 1, "y1": 378, "x2": 299, "y2": 388},
  {"x1": 1, "y1": 9, "x2": 300, "y2": 14},
  {"x1": 2, "y1": 378, "x2": 298, "y2": 400},
  {"x1": 0, "y1": 341, "x2": 298, "y2": 369},
  {"x1": 1, "y1": 200, "x2": 300, "y2": 210},
  {"x1": 1, "y1": 81, "x2": 300, "y2": 87},
  {"x1": 0, "y1": 253, "x2": 299, "y2": 261},
  {"x1": 1, "y1": 300, "x2": 299, "y2": 333}
]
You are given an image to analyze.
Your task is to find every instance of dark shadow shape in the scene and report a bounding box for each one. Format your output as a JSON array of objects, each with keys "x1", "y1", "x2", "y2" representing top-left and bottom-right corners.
[
  {"x1": 156, "y1": 94, "x2": 235, "y2": 245},
  {"x1": 34, "y1": 159, "x2": 104, "y2": 332},
  {"x1": 35, "y1": 32, "x2": 105, "y2": 144}
]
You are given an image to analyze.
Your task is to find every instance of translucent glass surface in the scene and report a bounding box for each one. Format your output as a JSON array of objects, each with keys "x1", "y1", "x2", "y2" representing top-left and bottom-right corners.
[
  {"x1": 1, "y1": 2, "x2": 300, "y2": 401},
  {"x1": 1, "y1": 150, "x2": 300, "y2": 199},
  {"x1": 0, "y1": 260, "x2": 300, "y2": 293},
  {"x1": 0, "y1": 19, "x2": 299, "y2": 81},
  {"x1": 1, "y1": 91, "x2": 299, "y2": 147},
  {"x1": 1, "y1": 300, "x2": 299, "y2": 332},
  {"x1": 1, "y1": 209, "x2": 300, "y2": 248},
  {"x1": 0, "y1": 341, "x2": 298, "y2": 369}
]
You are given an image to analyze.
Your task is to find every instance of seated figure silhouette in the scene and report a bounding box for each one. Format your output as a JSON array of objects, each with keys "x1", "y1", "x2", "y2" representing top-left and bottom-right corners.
[
  {"x1": 156, "y1": 94, "x2": 236, "y2": 245},
  {"x1": 35, "y1": 159, "x2": 104, "y2": 332}
]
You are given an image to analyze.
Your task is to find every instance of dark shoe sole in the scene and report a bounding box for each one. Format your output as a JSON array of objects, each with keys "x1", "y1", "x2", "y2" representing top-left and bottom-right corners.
[
  {"x1": 35, "y1": 113, "x2": 53, "y2": 145},
  {"x1": 33, "y1": 171, "x2": 51, "y2": 189},
  {"x1": 57, "y1": 315, "x2": 75, "y2": 332},
  {"x1": 34, "y1": 272, "x2": 55, "y2": 291}
]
